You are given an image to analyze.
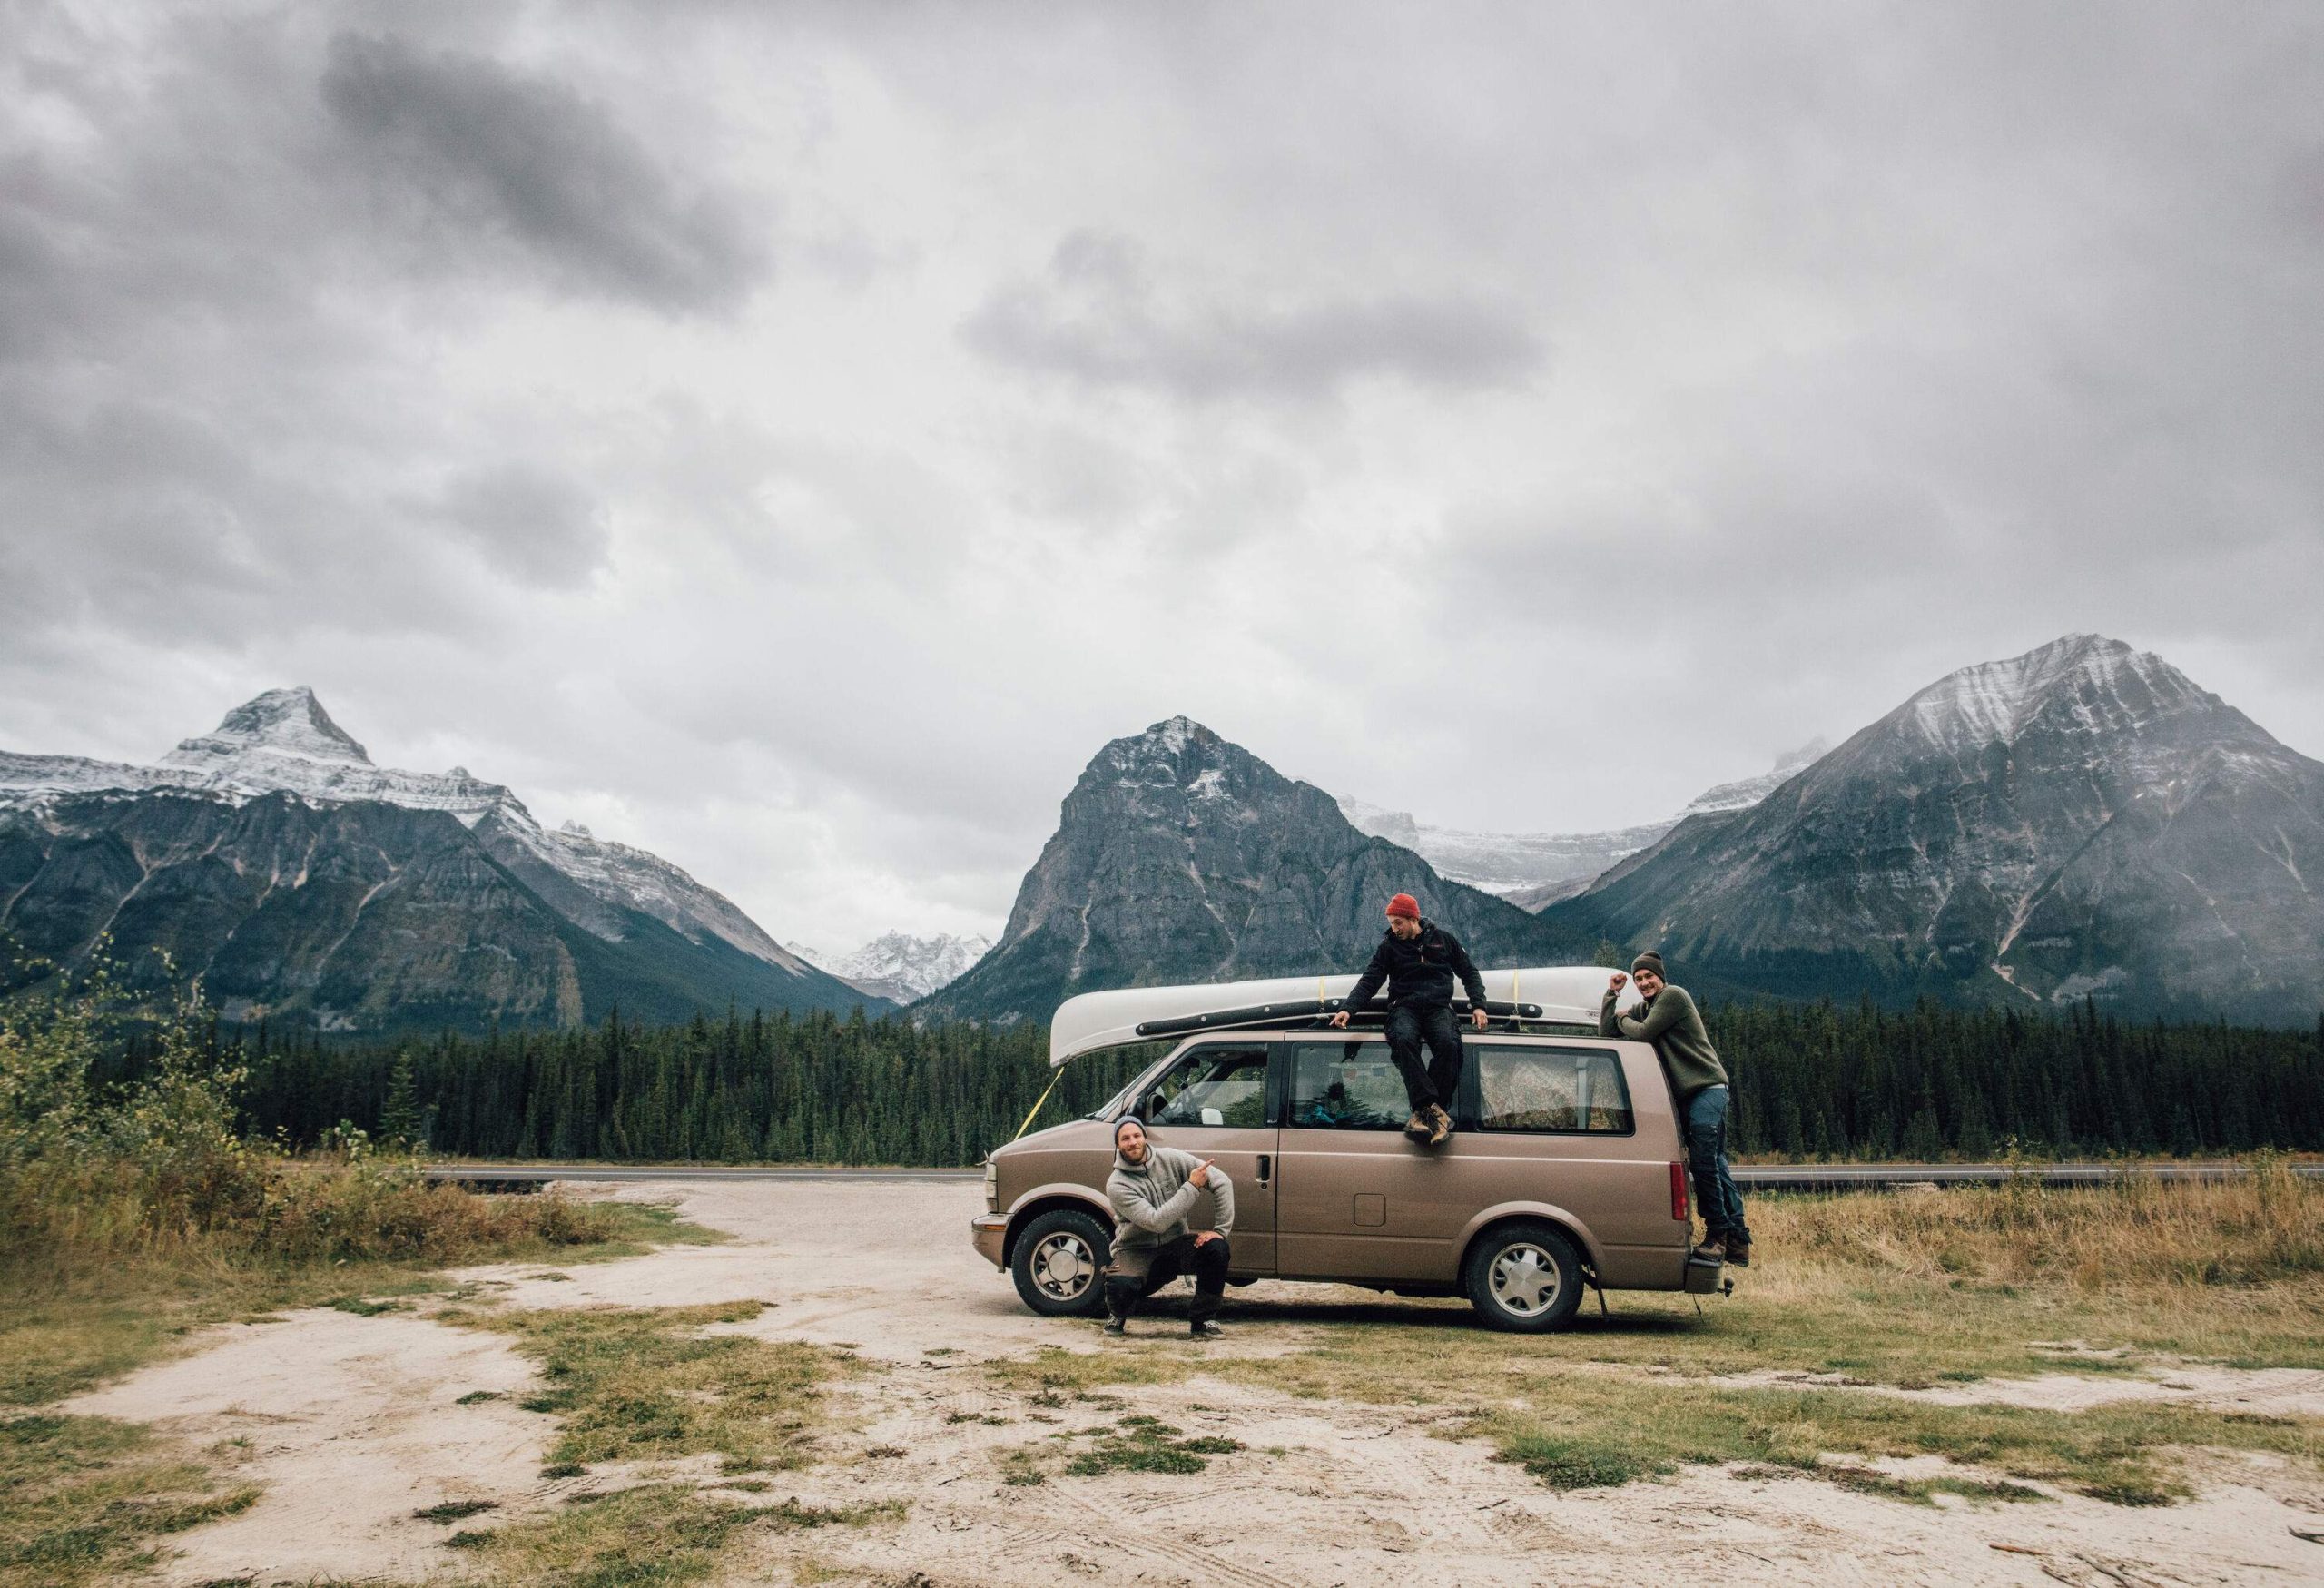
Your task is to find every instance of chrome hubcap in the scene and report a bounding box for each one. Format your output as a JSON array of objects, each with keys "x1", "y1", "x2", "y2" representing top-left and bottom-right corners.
[
  {"x1": 1031, "y1": 1231, "x2": 1096, "y2": 1300},
  {"x1": 1489, "y1": 1242, "x2": 1562, "y2": 1316}
]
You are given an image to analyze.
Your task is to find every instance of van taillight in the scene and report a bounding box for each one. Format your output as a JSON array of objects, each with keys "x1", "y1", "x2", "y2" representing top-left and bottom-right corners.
[{"x1": 1669, "y1": 1161, "x2": 1689, "y2": 1222}]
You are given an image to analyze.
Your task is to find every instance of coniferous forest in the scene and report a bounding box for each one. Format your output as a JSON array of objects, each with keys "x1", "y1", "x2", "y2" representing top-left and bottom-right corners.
[{"x1": 182, "y1": 1000, "x2": 2324, "y2": 1165}]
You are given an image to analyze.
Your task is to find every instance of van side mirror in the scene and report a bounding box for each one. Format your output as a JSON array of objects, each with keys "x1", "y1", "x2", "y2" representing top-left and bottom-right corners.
[{"x1": 1199, "y1": 1106, "x2": 1224, "y2": 1127}]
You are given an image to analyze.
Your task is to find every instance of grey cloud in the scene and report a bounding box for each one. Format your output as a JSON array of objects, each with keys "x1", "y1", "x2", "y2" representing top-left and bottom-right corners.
[
  {"x1": 961, "y1": 229, "x2": 1545, "y2": 401},
  {"x1": 434, "y1": 462, "x2": 610, "y2": 587},
  {"x1": 320, "y1": 32, "x2": 769, "y2": 315}
]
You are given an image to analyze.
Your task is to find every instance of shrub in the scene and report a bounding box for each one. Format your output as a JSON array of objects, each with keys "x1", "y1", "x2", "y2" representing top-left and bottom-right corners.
[{"x1": 0, "y1": 959, "x2": 617, "y2": 1271}]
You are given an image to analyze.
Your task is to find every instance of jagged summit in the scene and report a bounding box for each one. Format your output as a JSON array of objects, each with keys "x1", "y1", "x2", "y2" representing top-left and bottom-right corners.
[
  {"x1": 162, "y1": 686, "x2": 372, "y2": 770},
  {"x1": 922, "y1": 716, "x2": 1583, "y2": 1022}
]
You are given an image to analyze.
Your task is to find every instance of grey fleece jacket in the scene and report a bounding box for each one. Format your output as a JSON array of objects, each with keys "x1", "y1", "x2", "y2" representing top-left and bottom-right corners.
[{"x1": 1105, "y1": 1143, "x2": 1235, "y2": 1256}]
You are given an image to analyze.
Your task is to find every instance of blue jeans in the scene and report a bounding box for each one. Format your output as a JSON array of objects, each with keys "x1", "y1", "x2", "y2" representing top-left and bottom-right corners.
[{"x1": 1684, "y1": 1085, "x2": 1748, "y2": 1238}]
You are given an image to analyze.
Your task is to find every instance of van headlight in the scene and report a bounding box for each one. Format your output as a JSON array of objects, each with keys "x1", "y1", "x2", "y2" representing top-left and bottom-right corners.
[{"x1": 983, "y1": 1159, "x2": 998, "y2": 1213}]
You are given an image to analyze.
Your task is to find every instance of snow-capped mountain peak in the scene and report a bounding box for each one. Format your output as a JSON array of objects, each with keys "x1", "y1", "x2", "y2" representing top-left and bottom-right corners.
[
  {"x1": 161, "y1": 685, "x2": 370, "y2": 771},
  {"x1": 1899, "y1": 634, "x2": 2211, "y2": 754},
  {"x1": 2, "y1": 688, "x2": 819, "y2": 981}
]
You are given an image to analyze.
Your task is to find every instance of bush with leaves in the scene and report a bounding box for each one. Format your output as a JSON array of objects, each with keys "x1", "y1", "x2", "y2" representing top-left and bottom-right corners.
[{"x1": 0, "y1": 954, "x2": 615, "y2": 1267}]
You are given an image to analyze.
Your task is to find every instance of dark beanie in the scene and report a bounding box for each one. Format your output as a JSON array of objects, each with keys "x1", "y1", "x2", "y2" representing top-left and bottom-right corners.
[{"x1": 1630, "y1": 951, "x2": 1667, "y2": 978}]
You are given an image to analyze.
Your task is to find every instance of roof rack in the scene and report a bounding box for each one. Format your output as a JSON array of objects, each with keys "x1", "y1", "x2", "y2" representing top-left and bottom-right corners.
[
  {"x1": 1049, "y1": 965, "x2": 1639, "y2": 1068},
  {"x1": 1132, "y1": 996, "x2": 1544, "y2": 1041}
]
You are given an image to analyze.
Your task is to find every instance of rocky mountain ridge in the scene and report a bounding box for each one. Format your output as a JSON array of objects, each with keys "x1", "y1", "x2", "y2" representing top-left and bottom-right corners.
[
  {"x1": 0, "y1": 689, "x2": 881, "y2": 1031},
  {"x1": 1547, "y1": 635, "x2": 2324, "y2": 1020}
]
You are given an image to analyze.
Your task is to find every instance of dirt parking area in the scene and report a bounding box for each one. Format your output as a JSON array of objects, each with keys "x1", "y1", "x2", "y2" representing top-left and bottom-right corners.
[{"x1": 79, "y1": 1179, "x2": 2324, "y2": 1586}]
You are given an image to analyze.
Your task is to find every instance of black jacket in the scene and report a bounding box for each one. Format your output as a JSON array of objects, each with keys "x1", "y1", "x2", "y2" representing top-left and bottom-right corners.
[{"x1": 1345, "y1": 921, "x2": 1488, "y2": 1011}]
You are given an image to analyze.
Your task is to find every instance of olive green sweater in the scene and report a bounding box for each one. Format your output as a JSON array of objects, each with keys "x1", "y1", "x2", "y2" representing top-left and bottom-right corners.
[{"x1": 1600, "y1": 983, "x2": 1729, "y2": 1100}]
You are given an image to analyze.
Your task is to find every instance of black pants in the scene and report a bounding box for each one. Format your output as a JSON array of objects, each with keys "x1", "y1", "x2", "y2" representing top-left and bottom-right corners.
[
  {"x1": 1104, "y1": 1234, "x2": 1231, "y2": 1324},
  {"x1": 1386, "y1": 1001, "x2": 1463, "y2": 1114}
]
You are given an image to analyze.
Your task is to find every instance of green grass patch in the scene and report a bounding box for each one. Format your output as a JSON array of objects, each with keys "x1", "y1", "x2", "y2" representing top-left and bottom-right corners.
[
  {"x1": 993, "y1": 1414, "x2": 1244, "y2": 1482},
  {"x1": 445, "y1": 1485, "x2": 897, "y2": 1588},
  {"x1": 452, "y1": 1301, "x2": 846, "y2": 1475},
  {"x1": 0, "y1": 1413, "x2": 260, "y2": 1588},
  {"x1": 416, "y1": 1499, "x2": 499, "y2": 1524}
]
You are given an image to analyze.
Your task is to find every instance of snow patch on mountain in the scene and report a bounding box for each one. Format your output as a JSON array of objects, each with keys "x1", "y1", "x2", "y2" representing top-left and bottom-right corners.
[
  {"x1": 1902, "y1": 634, "x2": 2194, "y2": 753},
  {"x1": 1338, "y1": 738, "x2": 1833, "y2": 901},
  {"x1": 1678, "y1": 736, "x2": 1831, "y2": 815},
  {"x1": 787, "y1": 932, "x2": 992, "y2": 1003}
]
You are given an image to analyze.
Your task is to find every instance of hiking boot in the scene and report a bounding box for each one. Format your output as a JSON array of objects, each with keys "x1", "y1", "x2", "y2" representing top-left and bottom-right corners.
[
  {"x1": 1102, "y1": 1315, "x2": 1127, "y2": 1336},
  {"x1": 1188, "y1": 1319, "x2": 1224, "y2": 1340},
  {"x1": 1690, "y1": 1233, "x2": 1728, "y2": 1264},
  {"x1": 1403, "y1": 1111, "x2": 1432, "y2": 1139},
  {"x1": 1725, "y1": 1231, "x2": 1752, "y2": 1268},
  {"x1": 1425, "y1": 1104, "x2": 1453, "y2": 1146}
]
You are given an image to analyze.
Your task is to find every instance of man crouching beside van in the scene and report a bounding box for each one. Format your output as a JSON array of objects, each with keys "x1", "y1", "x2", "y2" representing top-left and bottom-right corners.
[
  {"x1": 1104, "y1": 1118, "x2": 1234, "y2": 1338},
  {"x1": 1602, "y1": 952, "x2": 1753, "y2": 1267}
]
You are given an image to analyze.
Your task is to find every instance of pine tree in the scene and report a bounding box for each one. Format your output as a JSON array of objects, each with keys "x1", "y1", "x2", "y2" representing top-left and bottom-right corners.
[{"x1": 379, "y1": 1050, "x2": 423, "y2": 1148}]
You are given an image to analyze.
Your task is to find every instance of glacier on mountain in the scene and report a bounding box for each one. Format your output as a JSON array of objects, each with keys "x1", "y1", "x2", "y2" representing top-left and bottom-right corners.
[
  {"x1": 786, "y1": 932, "x2": 994, "y2": 1003},
  {"x1": 1336, "y1": 736, "x2": 1830, "y2": 902}
]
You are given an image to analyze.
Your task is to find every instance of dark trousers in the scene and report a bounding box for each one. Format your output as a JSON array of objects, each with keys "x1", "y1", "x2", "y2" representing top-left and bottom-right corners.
[
  {"x1": 1683, "y1": 1084, "x2": 1749, "y2": 1238},
  {"x1": 1104, "y1": 1234, "x2": 1231, "y2": 1324},
  {"x1": 1386, "y1": 1001, "x2": 1463, "y2": 1114}
]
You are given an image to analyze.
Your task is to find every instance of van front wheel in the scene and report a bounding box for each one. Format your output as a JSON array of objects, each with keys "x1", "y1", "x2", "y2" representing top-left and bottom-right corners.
[
  {"x1": 1010, "y1": 1208, "x2": 1112, "y2": 1317},
  {"x1": 1462, "y1": 1220, "x2": 1584, "y2": 1333}
]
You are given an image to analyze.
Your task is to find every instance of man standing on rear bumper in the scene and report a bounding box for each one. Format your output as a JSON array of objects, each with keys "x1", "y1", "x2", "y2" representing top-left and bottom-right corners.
[
  {"x1": 1601, "y1": 952, "x2": 1751, "y2": 1267},
  {"x1": 1103, "y1": 1118, "x2": 1235, "y2": 1338},
  {"x1": 1329, "y1": 893, "x2": 1489, "y2": 1146}
]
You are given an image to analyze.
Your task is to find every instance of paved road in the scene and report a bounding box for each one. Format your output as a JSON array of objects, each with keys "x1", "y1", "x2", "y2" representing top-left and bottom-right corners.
[{"x1": 425, "y1": 1159, "x2": 2318, "y2": 1190}]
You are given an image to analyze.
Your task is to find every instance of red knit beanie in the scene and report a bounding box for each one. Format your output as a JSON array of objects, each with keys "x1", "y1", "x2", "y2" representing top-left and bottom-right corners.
[{"x1": 1385, "y1": 893, "x2": 1421, "y2": 921}]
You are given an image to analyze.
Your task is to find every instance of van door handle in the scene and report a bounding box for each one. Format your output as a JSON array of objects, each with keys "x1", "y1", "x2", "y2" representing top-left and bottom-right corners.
[{"x1": 1257, "y1": 1153, "x2": 1272, "y2": 1188}]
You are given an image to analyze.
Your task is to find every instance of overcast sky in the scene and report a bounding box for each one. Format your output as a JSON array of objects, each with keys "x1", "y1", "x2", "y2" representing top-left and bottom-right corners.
[{"x1": 5, "y1": 1, "x2": 2320, "y2": 950}]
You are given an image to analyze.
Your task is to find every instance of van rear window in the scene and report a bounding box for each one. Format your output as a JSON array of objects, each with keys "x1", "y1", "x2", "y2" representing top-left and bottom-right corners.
[{"x1": 1472, "y1": 1046, "x2": 1633, "y2": 1134}]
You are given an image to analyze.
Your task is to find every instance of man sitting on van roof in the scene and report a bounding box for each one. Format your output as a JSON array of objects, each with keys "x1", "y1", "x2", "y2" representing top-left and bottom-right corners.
[
  {"x1": 1602, "y1": 952, "x2": 1752, "y2": 1267},
  {"x1": 1327, "y1": 893, "x2": 1490, "y2": 1146},
  {"x1": 1103, "y1": 1118, "x2": 1234, "y2": 1338}
]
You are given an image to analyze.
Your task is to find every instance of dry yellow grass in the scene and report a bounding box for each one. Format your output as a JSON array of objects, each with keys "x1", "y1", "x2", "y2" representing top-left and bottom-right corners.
[{"x1": 1758, "y1": 1158, "x2": 2322, "y2": 1290}]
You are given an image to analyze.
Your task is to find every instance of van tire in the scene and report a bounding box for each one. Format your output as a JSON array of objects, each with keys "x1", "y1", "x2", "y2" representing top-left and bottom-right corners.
[
  {"x1": 1010, "y1": 1208, "x2": 1112, "y2": 1317},
  {"x1": 1462, "y1": 1219, "x2": 1584, "y2": 1332}
]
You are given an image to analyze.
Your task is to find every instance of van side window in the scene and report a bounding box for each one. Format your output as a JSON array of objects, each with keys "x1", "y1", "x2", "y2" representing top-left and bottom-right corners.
[
  {"x1": 1147, "y1": 1045, "x2": 1269, "y2": 1128},
  {"x1": 1287, "y1": 1041, "x2": 1407, "y2": 1130},
  {"x1": 1473, "y1": 1046, "x2": 1634, "y2": 1134}
]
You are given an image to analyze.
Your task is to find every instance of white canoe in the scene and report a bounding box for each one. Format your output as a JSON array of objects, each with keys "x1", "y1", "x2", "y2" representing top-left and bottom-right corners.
[{"x1": 1049, "y1": 964, "x2": 1640, "y2": 1068}]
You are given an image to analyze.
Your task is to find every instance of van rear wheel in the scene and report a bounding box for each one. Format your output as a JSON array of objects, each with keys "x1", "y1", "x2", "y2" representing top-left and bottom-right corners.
[
  {"x1": 1462, "y1": 1219, "x2": 1584, "y2": 1333},
  {"x1": 1010, "y1": 1208, "x2": 1111, "y2": 1317}
]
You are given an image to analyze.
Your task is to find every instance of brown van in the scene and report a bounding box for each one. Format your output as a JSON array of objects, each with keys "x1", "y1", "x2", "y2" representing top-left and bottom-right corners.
[{"x1": 970, "y1": 1019, "x2": 1719, "y2": 1332}]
